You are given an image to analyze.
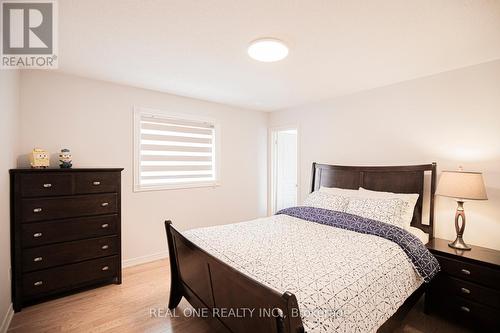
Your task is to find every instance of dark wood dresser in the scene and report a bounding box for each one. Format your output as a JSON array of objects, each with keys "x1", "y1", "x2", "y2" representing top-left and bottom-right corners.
[
  {"x1": 10, "y1": 168, "x2": 124, "y2": 312},
  {"x1": 425, "y1": 238, "x2": 500, "y2": 332}
]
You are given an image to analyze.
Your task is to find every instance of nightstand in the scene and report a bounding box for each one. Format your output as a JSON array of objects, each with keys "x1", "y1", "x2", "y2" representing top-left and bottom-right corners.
[{"x1": 425, "y1": 238, "x2": 500, "y2": 332}]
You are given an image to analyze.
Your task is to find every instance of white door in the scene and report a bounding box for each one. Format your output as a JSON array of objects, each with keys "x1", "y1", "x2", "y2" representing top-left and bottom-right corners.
[{"x1": 271, "y1": 129, "x2": 298, "y2": 213}]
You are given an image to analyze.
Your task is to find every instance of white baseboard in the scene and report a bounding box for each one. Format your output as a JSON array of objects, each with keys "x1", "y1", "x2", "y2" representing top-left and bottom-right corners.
[
  {"x1": 0, "y1": 303, "x2": 13, "y2": 333},
  {"x1": 122, "y1": 251, "x2": 168, "y2": 268}
]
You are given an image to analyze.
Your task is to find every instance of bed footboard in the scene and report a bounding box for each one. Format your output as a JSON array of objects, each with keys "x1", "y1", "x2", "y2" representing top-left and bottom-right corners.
[{"x1": 164, "y1": 221, "x2": 304, "y2": 333}]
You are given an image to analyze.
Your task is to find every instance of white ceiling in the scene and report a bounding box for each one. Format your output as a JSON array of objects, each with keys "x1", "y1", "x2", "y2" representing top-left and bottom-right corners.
[{"x1": 58, "y1": 0, "x2": 500, "y2": 111}]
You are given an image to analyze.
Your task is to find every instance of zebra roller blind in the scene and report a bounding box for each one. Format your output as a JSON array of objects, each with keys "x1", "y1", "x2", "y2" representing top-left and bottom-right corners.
[{"x1": 136, "y1": 111, "x2": 218, "y2": 190}]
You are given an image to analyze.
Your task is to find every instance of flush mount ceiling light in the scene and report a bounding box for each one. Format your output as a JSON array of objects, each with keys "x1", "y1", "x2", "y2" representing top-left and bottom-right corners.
[{"x1": 247, "y1": 38, "x2": 288, "y2": 62}]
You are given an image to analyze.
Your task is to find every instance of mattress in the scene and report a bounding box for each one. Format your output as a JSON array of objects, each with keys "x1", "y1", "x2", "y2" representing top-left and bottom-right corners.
[{"x1": 182, "y1": 214, "x2": 426, "y2": 333}]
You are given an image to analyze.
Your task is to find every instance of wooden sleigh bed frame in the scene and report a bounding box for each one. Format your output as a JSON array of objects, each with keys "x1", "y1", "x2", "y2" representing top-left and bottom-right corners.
[{"x1": 165, "y1": 163, "x2": 437, "y2": 333}]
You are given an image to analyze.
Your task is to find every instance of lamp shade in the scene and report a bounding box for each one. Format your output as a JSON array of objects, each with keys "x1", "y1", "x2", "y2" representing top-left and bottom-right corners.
[{"x1": 436, "y1": 171, "x2": 488, "y2": 200}]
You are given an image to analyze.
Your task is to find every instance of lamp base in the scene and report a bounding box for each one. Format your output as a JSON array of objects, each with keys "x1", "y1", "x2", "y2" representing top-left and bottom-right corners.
[
  {"x1": 449, "y1": 236, "x2": 471, "y2": 251},
  {"x1": 449, "y1": 200, "x2": 471, "y2": 251}
]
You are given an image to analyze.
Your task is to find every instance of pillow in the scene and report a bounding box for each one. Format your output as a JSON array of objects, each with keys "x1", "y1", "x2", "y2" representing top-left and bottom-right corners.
[
  {"x1": 345, "y1": 197, "x2": 409, "y2": 229},
  {"x1": 408, "y1": 226, "x2": 429, "y2": 244},
  {"x1": 358, "y1": 187, "x2": 419, "y2": 230},
  {"x1": 319, "y1": 186, "x2": 360, "y2": 197},
  {"x1": 302, "y1": 191, "x2": 348, "y2": 212}
]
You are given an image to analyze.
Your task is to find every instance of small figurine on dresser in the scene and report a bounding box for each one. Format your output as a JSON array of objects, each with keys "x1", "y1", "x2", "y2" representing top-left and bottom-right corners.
[
  {"x1": 58, "y1": 148, "x2": 73, "y2": 168},
  {"x1": 29, "y1": 148, "x2": 50, "y2": 168}
]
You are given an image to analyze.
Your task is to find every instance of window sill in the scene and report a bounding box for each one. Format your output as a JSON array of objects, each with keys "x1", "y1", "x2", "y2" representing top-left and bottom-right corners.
[{"x1": 133, "y1": 181, "x2": 221, "y2": 192}]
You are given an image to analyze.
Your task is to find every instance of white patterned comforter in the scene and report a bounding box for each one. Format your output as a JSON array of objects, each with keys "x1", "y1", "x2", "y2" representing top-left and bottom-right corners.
[{"x1": 182, "y1": 214, "x2": 423, "y2": 333}]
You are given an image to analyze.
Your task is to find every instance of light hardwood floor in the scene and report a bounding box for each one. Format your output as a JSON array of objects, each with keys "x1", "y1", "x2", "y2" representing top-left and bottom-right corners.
[
  {"x1": 8, "y1": 259, "x2": 472, "y2": 333},
  {"x1": 8, "y1": 260, "x2": 226, "y2": 333}
]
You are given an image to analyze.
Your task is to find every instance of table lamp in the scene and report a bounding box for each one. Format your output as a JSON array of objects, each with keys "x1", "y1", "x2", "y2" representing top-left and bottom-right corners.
[{"x1": 436, "y1": 169, "x2": 488, "y2": 250}]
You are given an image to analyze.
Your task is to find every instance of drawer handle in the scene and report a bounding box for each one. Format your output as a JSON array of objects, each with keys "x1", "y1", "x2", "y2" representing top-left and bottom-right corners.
[
  {"x1": 101, "y1": 245, "x2": 109, "y2": 250},
  {"x1": 101, "y1": 266, "x2": 109, "y2": 271},
  {"x1": 34, "y1": 281, "x2": 43, "y2": 286},
  {"x1": 101, "y1": 223, "x2": 109, "y2": 229},
  {"x1": 461, "y1": 287, "x2": 471, "y2": 294},
  {"x1": 101, "y1": 202, "x2": 109, "y2": 207},
  {"x1": 33, "y1": 257, "x2": 43, "y2": 262},
  {"x1": 93, "y1": 181, "x2": 101, "y2": 186},
  {"x1": 461, "y1": 269, "x2": 471, "y2": 275},
  {"x1": 460, "y1": 306, "x2": 470, "y2": 313},
  {"x1": 33, "y1": 208, "x2": 42, "y2": 213},
  {"x1": 43, "y1": 183, "x2": 52, "y2": 188},
  {"x1": 33, "y1": 232, "x2": 43, "y2": 238}
]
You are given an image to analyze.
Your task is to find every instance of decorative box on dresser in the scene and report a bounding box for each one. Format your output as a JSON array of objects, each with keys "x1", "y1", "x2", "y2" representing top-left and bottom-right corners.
[
  {"x1": 425, "y1": 238, "x2": 500, "y2": 332},
  {"x1": 10, "y1": 168, "x2": 124, "y2": 312}
]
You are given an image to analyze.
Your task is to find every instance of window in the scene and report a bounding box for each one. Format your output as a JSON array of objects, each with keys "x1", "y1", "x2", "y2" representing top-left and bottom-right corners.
[{"x1": 134, "y1": 107, "x2": 220, "y2": 191}]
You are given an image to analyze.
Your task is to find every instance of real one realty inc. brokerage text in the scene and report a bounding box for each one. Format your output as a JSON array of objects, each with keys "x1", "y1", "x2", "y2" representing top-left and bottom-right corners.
[{"x1": 150, "y1": 307, "x2": 343, "y2": 319}]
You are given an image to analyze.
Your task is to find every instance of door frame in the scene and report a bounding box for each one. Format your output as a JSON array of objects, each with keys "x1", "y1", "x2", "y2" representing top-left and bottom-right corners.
[{"x1": 268, "y1": 125, "x2": 300, "y2": 215}]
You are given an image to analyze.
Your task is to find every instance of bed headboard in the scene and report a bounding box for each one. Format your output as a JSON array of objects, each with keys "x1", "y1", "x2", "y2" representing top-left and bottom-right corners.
[{"x1": 310, "y1": 163, "x2": 437, "y2": 238}]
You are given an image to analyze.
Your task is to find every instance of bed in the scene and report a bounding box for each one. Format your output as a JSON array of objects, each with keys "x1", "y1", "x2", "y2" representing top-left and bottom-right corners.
[{"x1": 164, "y1": 163, "x2": 438, "y2": 333}]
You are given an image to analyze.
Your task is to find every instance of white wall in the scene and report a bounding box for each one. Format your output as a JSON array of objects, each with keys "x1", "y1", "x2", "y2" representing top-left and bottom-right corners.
[
  {"x1": 269, "y1": 59, "x2": 500, "y2": 250},
  {"x1": 0, "y1": 71, "x2": 19, "y2": 332},
  {"x1": 19, "y1": 71, "x2": 268, "y2": 265}
]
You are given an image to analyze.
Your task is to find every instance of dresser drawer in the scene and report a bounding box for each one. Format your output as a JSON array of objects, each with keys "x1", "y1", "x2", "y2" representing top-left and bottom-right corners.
[
  {"x1": 22, "y1": 256, "x2": 118, "y2": 298},
  {"x1": 75, "y1": 172, "x2": 120, "y2": 194},
  {"x1": 21, "y1": 194, "x2": 118, "y2": 222},
  {"x1": 437, "y1": 255, "x2": 500, "y2": 289},
  {"x1": 433, "y1": 274, "x2": 500, "y2": 309},
  {"x1": 20, "y1": 174, "x2": 72, "y2": 197},
  {"x1": 432, "y1": 294, "x2": 500, "y2": 331},
  {"x1": 21, "y1": 215, "x2": 118, "y2": 247},
  {"x1": 23, "y1": 236, "x2": 118, "y2": 272}
]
